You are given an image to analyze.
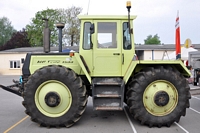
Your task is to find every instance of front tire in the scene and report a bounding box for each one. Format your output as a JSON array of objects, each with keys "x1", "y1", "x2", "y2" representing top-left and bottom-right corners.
[
  {"x1": 126, "y1": 66, "x2": 191, "y2": 127},
  {"x1": 22, "y1": 65, "x2": 87, "y2": 127}
]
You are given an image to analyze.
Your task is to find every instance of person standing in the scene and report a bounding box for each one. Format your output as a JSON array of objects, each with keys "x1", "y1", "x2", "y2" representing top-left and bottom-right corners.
[{"x1": 196, "y1": 70, "x2": 200, "y2": 85}]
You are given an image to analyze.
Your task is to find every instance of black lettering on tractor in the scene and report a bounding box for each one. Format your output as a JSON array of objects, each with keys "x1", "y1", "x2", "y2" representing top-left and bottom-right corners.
[
  {"x1": 37, "y1": 61, "x2": 46, "y2": 63},
  {"x1": 48, "y1": 60, "x2": 60, "y2": 63},
  {"x1": 62, "y1": 61, "x2": 73, "y2": 63}
]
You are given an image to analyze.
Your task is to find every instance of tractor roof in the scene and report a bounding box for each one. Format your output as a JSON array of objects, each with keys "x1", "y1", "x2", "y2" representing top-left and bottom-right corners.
[{"x1": 78, "y1": 15, "x2": 137, "y2": 20}]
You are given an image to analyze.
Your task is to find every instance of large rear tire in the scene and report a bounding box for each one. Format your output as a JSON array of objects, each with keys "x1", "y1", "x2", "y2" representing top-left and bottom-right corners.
[
  {"x1": 22, "y1": 65, "x2": 87, "y2": 127},
  {"x1": 126, "y1": 66, "x2": 191, "y2": 127}
]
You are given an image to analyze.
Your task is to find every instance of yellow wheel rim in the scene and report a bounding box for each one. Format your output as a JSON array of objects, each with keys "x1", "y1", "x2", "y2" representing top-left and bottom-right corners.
[
  {"x1": 143, "y1": 80, "x2": 178, "y2": 116},
  {"x1": 35, "y1": 80, "x2": 72, "y2": 117}
]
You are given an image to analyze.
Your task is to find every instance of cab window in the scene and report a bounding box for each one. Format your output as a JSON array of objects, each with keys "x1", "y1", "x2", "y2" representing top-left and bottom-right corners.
[
  {"x1": 97, "y1": 22, "x2": 117, "y2": 48},
  {"x1": 123, "y1": 22, "x2": 131, "y2": 50},
  {"x1": 83, "y1": 22, "x2": 91, "y2": 50}
]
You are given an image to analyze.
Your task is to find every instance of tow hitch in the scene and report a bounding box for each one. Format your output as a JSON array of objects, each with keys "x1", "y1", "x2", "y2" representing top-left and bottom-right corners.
[{"x1": 0, "y1": 77, "x2": 23, "y2": 97}]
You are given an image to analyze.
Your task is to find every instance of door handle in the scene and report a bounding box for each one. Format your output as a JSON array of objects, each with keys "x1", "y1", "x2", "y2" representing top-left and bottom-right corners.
[
  {"x1": 122, "y1": 53, "x2": 124, "y2": 64},
  {"x1": 113, "y1": 53, "x2": 120, "y2": 55}
]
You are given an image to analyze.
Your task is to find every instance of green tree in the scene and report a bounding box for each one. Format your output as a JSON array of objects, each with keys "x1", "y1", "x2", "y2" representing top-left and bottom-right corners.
[
  {"x1": 59, "y1": 6, "x2": 82, "y2": 46},
  {"x1": 26, "y1": 8, "x2": 60, "y2": 46},
  {"x1": 0, "y1": 17, "x2": 16, "y2": 46},
  {"x1": 144, "y1": 34, "x2": 161, "y2": 45}
]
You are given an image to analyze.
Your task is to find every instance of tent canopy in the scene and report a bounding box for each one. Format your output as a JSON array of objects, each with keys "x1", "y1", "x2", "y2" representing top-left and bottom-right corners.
[{"x1": 163, "y1": 47, "x2": 197, "y2": 60}]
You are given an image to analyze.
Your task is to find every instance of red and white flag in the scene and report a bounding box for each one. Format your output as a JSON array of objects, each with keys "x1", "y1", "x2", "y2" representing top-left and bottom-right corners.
[{"x1": 175, "y1": 11, "x2": 181, "y2": 60}]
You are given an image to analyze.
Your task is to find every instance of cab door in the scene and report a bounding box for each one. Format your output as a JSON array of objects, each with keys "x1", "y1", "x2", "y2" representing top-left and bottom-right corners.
[
  {"x1": 121, "y1": 21, "x2": 135, "y2": 75},
  {"x1": 92, "y1": 21, "x2": 122, "y2": 76}
]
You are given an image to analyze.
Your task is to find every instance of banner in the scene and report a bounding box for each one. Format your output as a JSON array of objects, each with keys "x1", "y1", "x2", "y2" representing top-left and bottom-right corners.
[{"x1": 175, "y1": 11, "x2": 181, "y2": 60}]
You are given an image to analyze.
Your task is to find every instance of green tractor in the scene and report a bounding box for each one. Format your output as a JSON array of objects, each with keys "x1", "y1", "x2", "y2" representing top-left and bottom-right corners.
[{"x1": 0, "y1": 1, "x2": 191, "y2": 128}]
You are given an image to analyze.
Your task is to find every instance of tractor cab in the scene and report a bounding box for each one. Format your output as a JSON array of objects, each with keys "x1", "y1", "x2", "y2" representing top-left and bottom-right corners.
[{"x1": 78, "y1": 15, "x2": 137, "y2": 76}]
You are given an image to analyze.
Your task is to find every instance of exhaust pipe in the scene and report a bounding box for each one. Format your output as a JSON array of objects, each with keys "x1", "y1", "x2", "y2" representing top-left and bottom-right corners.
[
  {"x1": 56, "y1": 23, "x2": 65, "y2": 52},
  {"x1": 43, "y1": 18, "x2": 50, "y2": 53}
]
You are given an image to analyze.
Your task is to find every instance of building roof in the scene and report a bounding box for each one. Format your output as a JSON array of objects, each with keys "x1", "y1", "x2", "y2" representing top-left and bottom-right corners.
[
  {"x1": 0, "y1": 44, "x2": 199, "y2": 53},
  {"x1": 0, "y1": 46, "x2": 79, "y2": 54},
  {"x1": 135, "y1": 44, "x2": 200, "y2": 51}
]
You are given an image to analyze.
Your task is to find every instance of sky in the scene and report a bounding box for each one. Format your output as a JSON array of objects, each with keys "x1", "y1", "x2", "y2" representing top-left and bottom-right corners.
[{"x1": 0, "y1": 0, "x2": 200, "y2": 44}]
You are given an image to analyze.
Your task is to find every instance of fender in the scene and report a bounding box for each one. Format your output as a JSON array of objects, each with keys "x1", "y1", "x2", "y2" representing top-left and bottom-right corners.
[
  {"x1": 74, "y1": 53, "x2": 91, "y2": 83},
  {"x1": 123, "y1": 59, "x2": 191, "y2": 84},
  {"x1": 123, "y1": 60, "x2": 139, "y2": 83}
]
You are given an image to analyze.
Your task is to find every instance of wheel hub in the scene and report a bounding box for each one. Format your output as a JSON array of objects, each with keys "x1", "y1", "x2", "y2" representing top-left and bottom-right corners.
[
  {"x1": 154, "y1": 91, "x2": 169, "y2": 106},
  {"x1": 45, "y1": 92, "x2": 60, "y2": 107}
]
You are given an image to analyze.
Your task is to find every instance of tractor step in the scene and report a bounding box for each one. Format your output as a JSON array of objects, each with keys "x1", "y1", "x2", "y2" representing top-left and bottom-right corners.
[
  {"x1": 94, "y1": 106, "x2": 123, "y2": 111},
  {"x1": 92, "y1": 78, "x2": 124, "y2": 111}
]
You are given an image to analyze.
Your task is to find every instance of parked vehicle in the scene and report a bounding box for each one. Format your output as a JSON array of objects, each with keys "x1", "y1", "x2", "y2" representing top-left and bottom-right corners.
[{"x1": 0, "y1": 1, "x2": 191, "y2": 128}]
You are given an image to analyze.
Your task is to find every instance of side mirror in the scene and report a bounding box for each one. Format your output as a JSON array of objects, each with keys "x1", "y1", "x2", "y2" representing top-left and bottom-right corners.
[
  {"x1": 90, "y1": 23, "x2": 95, "y2": 34},
  {"x1": 21, "y1": 58, "x2": 25, "y2": 64}
]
